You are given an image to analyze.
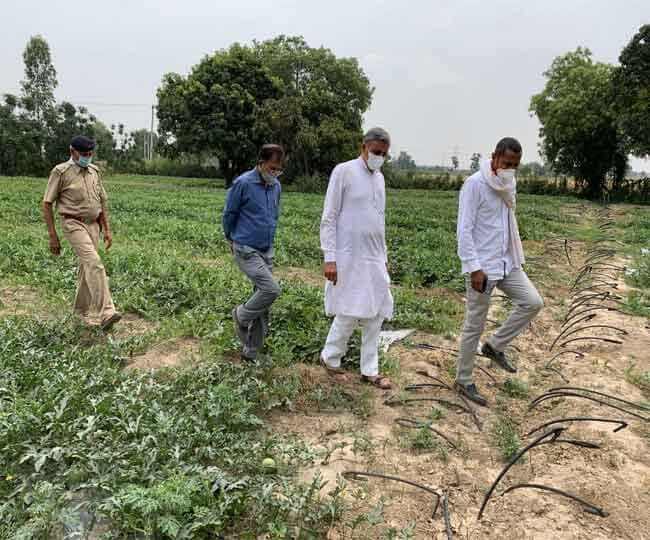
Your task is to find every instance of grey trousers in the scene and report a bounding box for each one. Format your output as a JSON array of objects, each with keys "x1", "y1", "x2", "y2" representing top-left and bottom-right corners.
[
  {"x1": 233, "y1": 243, "x2": 281, "y2": 359},
  {"x1": 456, "y1": 268, "x2": 543, "y2": 386}
]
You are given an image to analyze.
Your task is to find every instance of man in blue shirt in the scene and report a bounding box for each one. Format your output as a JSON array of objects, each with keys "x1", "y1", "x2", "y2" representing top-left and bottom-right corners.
[{"x1": 223, "y1": 144, "x2": 284, "y2": 361}]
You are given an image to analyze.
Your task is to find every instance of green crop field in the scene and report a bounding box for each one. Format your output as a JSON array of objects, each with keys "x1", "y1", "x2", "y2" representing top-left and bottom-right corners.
[{"x1": 0, "y1": 174, "x2": 646, "y2": 538}]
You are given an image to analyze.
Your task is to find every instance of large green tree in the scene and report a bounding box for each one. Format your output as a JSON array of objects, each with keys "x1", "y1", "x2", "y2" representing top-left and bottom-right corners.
[
  {"x1": 530, "y1": 48, "x2": 627, "y2": 197},
  {"x1": 253, "y1": 36, "x2": 373, "y2": 179},
  {"x1": 21, "y1": 35, "x2": 57, "y2": 124},
  {"x1": 156, "y1": 43, "x2": 280, "y2": 184},
  {"x1": 613, "y1": 24, "x2": 650, "y2": 158}
]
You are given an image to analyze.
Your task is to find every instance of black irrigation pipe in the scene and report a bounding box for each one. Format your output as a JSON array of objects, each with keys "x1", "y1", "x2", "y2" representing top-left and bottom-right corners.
[
  {"x1": 565, "y1": 295, "x2": 624, "y2": 320},
  {"x1": 536, "y1": 438, "x2": 601, "y2": 449},
  {"x1": 384, "y1": 393, "x2": 472, "y2": 414},
  {"x1": 524, "y1": 417, "x2": 628, "y2": 438},
  {"x1": 552, "y1": 325, "x2": 627, "y2": 350},
  {"x1": 564, "y1": 239, "x2": 573, "y2": 267},
  {"x1": 584, "y1": 262, "x2": 626, "y2": 272},
  {"x1": 557, "y1": 313, "x2": 598, "y2": 336},
  {"x1": 442, "y1": 492, "x2": 453, "y2": 540},
  {"x1": 562, "y1": 306, "x2": 623, "y2": 328},
  {"x1": 546, "y1": 366, "x2": 570, "y2": 383},
  {"x1": 342, "y1": 471, "x2": 441, "y2": 519},
  {"x1": 499, "y1": 484, "x2": 608, "y2": 517},
  {"x1": 570, "y1": 291, "x2": 623, "y2": 306},
  {"x1": 415, "y1": 370, "x2": 483, "y2": 431},
  {"x1": 544, "y1": 349, "x2": 585, "y2": 368},
  {"x1": 414, "y1": 343, "x2": 498, "y2": 384},
  {"x1": 556, "y1": 336, "x2": 623, "y2": 349},
  {"x1": 547, "y1": 387, "x2": 649, "y2": 412},
  {"x1": 477, "y1": 428, "x2": 564, "y2": 520},
  {"x1": 571, "y1": 283, "x2": 619, "y2": 297},
  {"x1": 529, "y1": 391, "x2": 650, "y2": 421},
  {"x1": 394, "y1": 418, "x2": 459, "y2": 449},
  {"x1": 570, "y1": 274, "x2": 618, "y2": 291}
]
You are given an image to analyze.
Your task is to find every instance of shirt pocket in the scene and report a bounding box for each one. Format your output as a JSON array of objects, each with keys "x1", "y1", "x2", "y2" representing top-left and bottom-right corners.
[{"x1": 65, "y1": 179, "x2": 87, "y2": 203}]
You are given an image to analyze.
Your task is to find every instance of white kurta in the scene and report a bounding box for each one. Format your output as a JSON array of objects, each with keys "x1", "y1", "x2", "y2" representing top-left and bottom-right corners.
[{"x1": 320, "y1": 157, "x2": 393, "y2": 320}]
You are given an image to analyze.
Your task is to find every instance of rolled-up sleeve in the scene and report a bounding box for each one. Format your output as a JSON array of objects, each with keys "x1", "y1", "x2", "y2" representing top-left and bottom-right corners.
[
  {"x1": 320, "y1": 165, "x2": 344, "y2": 263},
  {"x1": 457, "y1": 180, "x2": 482, "y2": 274},
  {"x1": 43, "y1": 168, "x2": 61, "y2": 204}
]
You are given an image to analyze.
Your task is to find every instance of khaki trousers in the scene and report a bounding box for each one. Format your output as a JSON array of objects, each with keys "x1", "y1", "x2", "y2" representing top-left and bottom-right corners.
[
  {"x1": 456, "y1": 268, "x2": 543, "y2": 386},
  {"x1": 62, "y1": 219, "x2": 116, "y2": 325}
]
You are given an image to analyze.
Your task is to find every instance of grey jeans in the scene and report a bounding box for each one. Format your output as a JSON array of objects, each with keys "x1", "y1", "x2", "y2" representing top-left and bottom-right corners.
[
  {"x1": 456, "y1": 268, "x2": 543, "y2": 386},
  {"x1": 233, "y1": 243, "x2": 281, "y2": 359}
]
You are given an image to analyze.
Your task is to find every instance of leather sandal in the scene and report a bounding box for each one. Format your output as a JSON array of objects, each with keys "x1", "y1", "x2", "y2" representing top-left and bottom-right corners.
[
  {"x1": 320, "y1": 357, "x2": 349, "y2": 383},
  {"x1": 360, "y1": 374, "x2": 392, "y2": 389}
]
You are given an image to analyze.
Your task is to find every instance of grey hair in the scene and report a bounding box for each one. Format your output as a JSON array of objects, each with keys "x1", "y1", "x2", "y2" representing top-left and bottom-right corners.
[{"x1": 363, "y1": 127, "x2": 391, "y2": 146}]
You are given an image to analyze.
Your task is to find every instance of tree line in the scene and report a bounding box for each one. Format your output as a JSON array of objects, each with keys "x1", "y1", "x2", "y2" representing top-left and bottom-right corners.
[{"x1": 2, "y1": 27, "x2": 648, "y2": 198}]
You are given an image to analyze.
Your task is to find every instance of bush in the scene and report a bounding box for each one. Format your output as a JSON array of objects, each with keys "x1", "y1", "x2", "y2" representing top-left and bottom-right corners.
[
  {"x1": 114, "y1": 157, "x2": 220, "y2": 179},
  {"x1": 288, "y1": 173, "x2": 328, "y2": 194}
]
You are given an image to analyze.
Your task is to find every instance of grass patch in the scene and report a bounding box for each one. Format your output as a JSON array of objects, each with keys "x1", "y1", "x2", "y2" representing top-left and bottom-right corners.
[
  {"x1": 500, "y1": 377, "x2": 530, "y2": 399},
  {"x1": 490, "y1": 415, "x2": 522, "y2": 462},
  {"x1": 625, "y1": 365, "x2": 650, "y2": 398}
]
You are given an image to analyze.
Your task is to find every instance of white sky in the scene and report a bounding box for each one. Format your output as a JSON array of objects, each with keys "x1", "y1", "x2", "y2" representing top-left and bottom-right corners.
[{"x1": 2, "y1": 0, "x2": 649, "y2": 170}]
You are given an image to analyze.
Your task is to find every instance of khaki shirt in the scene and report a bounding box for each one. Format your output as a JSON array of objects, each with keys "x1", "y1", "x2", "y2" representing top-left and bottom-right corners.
[{"x1": 43, "y1": 160, "x2": 107, "y2": 221}]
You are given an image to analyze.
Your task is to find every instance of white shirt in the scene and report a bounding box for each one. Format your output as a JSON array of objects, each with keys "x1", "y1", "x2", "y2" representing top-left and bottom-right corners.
[
  {"x1": 457, "y1": 167, "x2": 518, "y2": 281},
  {"x1": 320, "y1": 157, "x2": 393, "y2": 319}
]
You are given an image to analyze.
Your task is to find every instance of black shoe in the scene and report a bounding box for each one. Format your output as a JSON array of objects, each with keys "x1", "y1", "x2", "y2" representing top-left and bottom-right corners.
[
  {"x1": 481, "y1": 342, "x2": 517, "y2": 373},
  {"x1": 454, "y1": 382, "x2": 488, "y2": 407}
]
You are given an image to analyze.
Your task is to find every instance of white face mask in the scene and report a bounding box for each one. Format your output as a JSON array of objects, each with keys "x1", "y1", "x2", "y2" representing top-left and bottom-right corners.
[
  {"x1": 497, "y1": 168, "x2": 516, "y2": 183},
  {"x1": 367, "y1": 152, "x2": 385, "y2": 171}
]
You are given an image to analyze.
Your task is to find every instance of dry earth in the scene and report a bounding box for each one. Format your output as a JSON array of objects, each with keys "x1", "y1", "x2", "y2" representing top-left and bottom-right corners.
[{"x1": 267, "y1": 209, "x2": 650, "y2": 540}]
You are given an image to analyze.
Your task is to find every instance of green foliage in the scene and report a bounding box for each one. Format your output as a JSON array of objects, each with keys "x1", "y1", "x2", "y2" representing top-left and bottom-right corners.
[
  {"x1": 500, "y1": 378, "x2": 530, "y2": 400},
  {"x1": 490, "y1": 416, "x2": 521, "y2": 461},
  {"x1": 394, "y1": 151, "x2": 416, "y2": 171},
  {"x1": 624, "y1": 365, "x2": 650, "y2": 399},
  {"x1": 20, "y1": 35, "x2": 57, "y2": 124},
  {"x1": 157, "y1": 43, "x2": 279, "y2": 184},
  {"x1": 157, "y1": 36, "x2": 372, "y2": 184},
  {"x1": 613, "y1": 24, "x2": 650, "y2": 158},
  {"x1": 530, "y1": 47, "x2": 627, "y2": 198},
  {"x1": 470, "y1": 152, "x2": 481, "y2": 172},
  {"x1": 0, "y1": 173, "x2": 586, "y2": 534}
]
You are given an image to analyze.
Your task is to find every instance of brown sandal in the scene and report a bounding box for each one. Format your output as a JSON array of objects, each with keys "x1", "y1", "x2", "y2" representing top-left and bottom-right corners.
[
  {"x1": 320, "y1": 358, "x2": 349, "y2": 383},
  {"x1": 361, "y1": 375, "x2": 392, "y2": 389}
]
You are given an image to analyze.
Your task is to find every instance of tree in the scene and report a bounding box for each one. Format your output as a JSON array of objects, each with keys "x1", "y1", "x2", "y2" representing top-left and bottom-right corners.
[
  {"x1": 157, "y1": 43, "x2": 280, "y2": 185},
  {"x1": 451, "y1": 155, "x2": 459, "y2": 170},
  {"x1": 0, "y1": 94, "x2": 42, "y2": 175},
  {"x1": 21, "y1": 35, "x2": 57, "y2": 124},
  {"x1": 394, "y1": 151, "x2": 416, "y2": 170},
  {"x1": 253, "y1": 36, "x2": 373, "y2": 179},
  {"x1": 470, "y1": 152, "x2": 481, "y2": 172},
  {"x1": 44, "y1": 102, "x2": 97, "y2": 165},
  {"x1": 518, "y1": 162, "x2": 546, "y2": 178},
  {"x1": 530, "y1": 48, "x2": 627, "y2": 198},
  {"x1": 613, "y1": 25, "x2": 650, "y2": 158}
]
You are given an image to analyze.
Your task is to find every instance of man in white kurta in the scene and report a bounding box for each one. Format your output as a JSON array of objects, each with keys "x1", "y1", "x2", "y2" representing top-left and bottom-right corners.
[{"x1": 320, "y1": 127, "x2": 394, "y2": 389}]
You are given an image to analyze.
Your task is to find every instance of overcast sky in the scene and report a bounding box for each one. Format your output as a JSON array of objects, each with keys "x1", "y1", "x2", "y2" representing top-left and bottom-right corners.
[{"x1": 3, "y1": 0, "x2": 649, "y2": 170}]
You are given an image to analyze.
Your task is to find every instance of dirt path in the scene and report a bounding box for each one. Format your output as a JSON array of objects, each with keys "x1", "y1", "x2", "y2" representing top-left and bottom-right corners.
[{"x1": 268, "y1": 206, "x2": 650, "y2": 539}]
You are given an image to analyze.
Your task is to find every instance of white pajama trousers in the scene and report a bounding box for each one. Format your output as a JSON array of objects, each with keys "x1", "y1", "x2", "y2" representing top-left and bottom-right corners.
[{"x1": 321, "y1": 314, "x2": 384, "y2": 377}]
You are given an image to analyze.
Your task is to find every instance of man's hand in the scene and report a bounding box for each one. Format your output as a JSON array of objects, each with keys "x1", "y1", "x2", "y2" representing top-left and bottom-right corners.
[
  {"x1": 470, "y1": 269, "x2": 487, "y2": 293},
  {"x1": 324, "y1": 262, "x2": 338, "y2": 285},
  {"x1": 49, "y1": 235, "x2": 61, "y2": 256},
  {"x1": 104, "y1": 230, "x2": 113, "y2": 251}
]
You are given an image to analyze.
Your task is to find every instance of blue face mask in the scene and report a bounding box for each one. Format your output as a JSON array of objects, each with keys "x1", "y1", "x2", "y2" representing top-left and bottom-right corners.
[{"x1": 76, "y1": 155, "x2": 92, "y2": 168}]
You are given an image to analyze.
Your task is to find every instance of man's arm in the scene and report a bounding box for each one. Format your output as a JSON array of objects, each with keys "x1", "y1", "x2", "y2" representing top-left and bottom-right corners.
[
  {"x1": 43, "y1": 168, "x2": 62, "y2": 256},
  {"x1": 42, "y1": 202, "x2": 61, "y2": 256},
  {"x1": 99, "y1": 205, "x2": 112, "y2": 251},
  {"x1": 222, "y1": 181, "x2": 244, "y2": 244},
  {"x1": 320, "y1": 165, "x2": 344, "y2": 284},
  {"x1": 457, "y1": 181, "x2": 485, "y2": 291}
]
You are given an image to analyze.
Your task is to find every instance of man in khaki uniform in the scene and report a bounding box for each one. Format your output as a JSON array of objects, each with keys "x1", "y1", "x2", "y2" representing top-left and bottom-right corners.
[{"x1": 42, "y1": 135, "x2": 121, "y2": 330}]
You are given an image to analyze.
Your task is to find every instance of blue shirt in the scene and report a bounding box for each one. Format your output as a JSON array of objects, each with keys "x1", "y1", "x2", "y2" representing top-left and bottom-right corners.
[{"x1": 222, "y1": 168, "x2": 281, "y2": 252}]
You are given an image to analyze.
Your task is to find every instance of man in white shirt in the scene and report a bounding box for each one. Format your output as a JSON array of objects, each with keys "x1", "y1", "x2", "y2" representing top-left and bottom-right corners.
[
  {"x1": 319, "y1": 127, "x2": 393, "y2": 389},
  {"x1": 455, "y1": 137, "x2": 543, "y2": 406}
]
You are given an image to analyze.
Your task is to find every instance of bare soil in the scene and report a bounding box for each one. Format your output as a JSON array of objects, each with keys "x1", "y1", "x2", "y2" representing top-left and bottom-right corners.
[{"x1": 267, "y1": 210, "x2": 650, "y2": 539}]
